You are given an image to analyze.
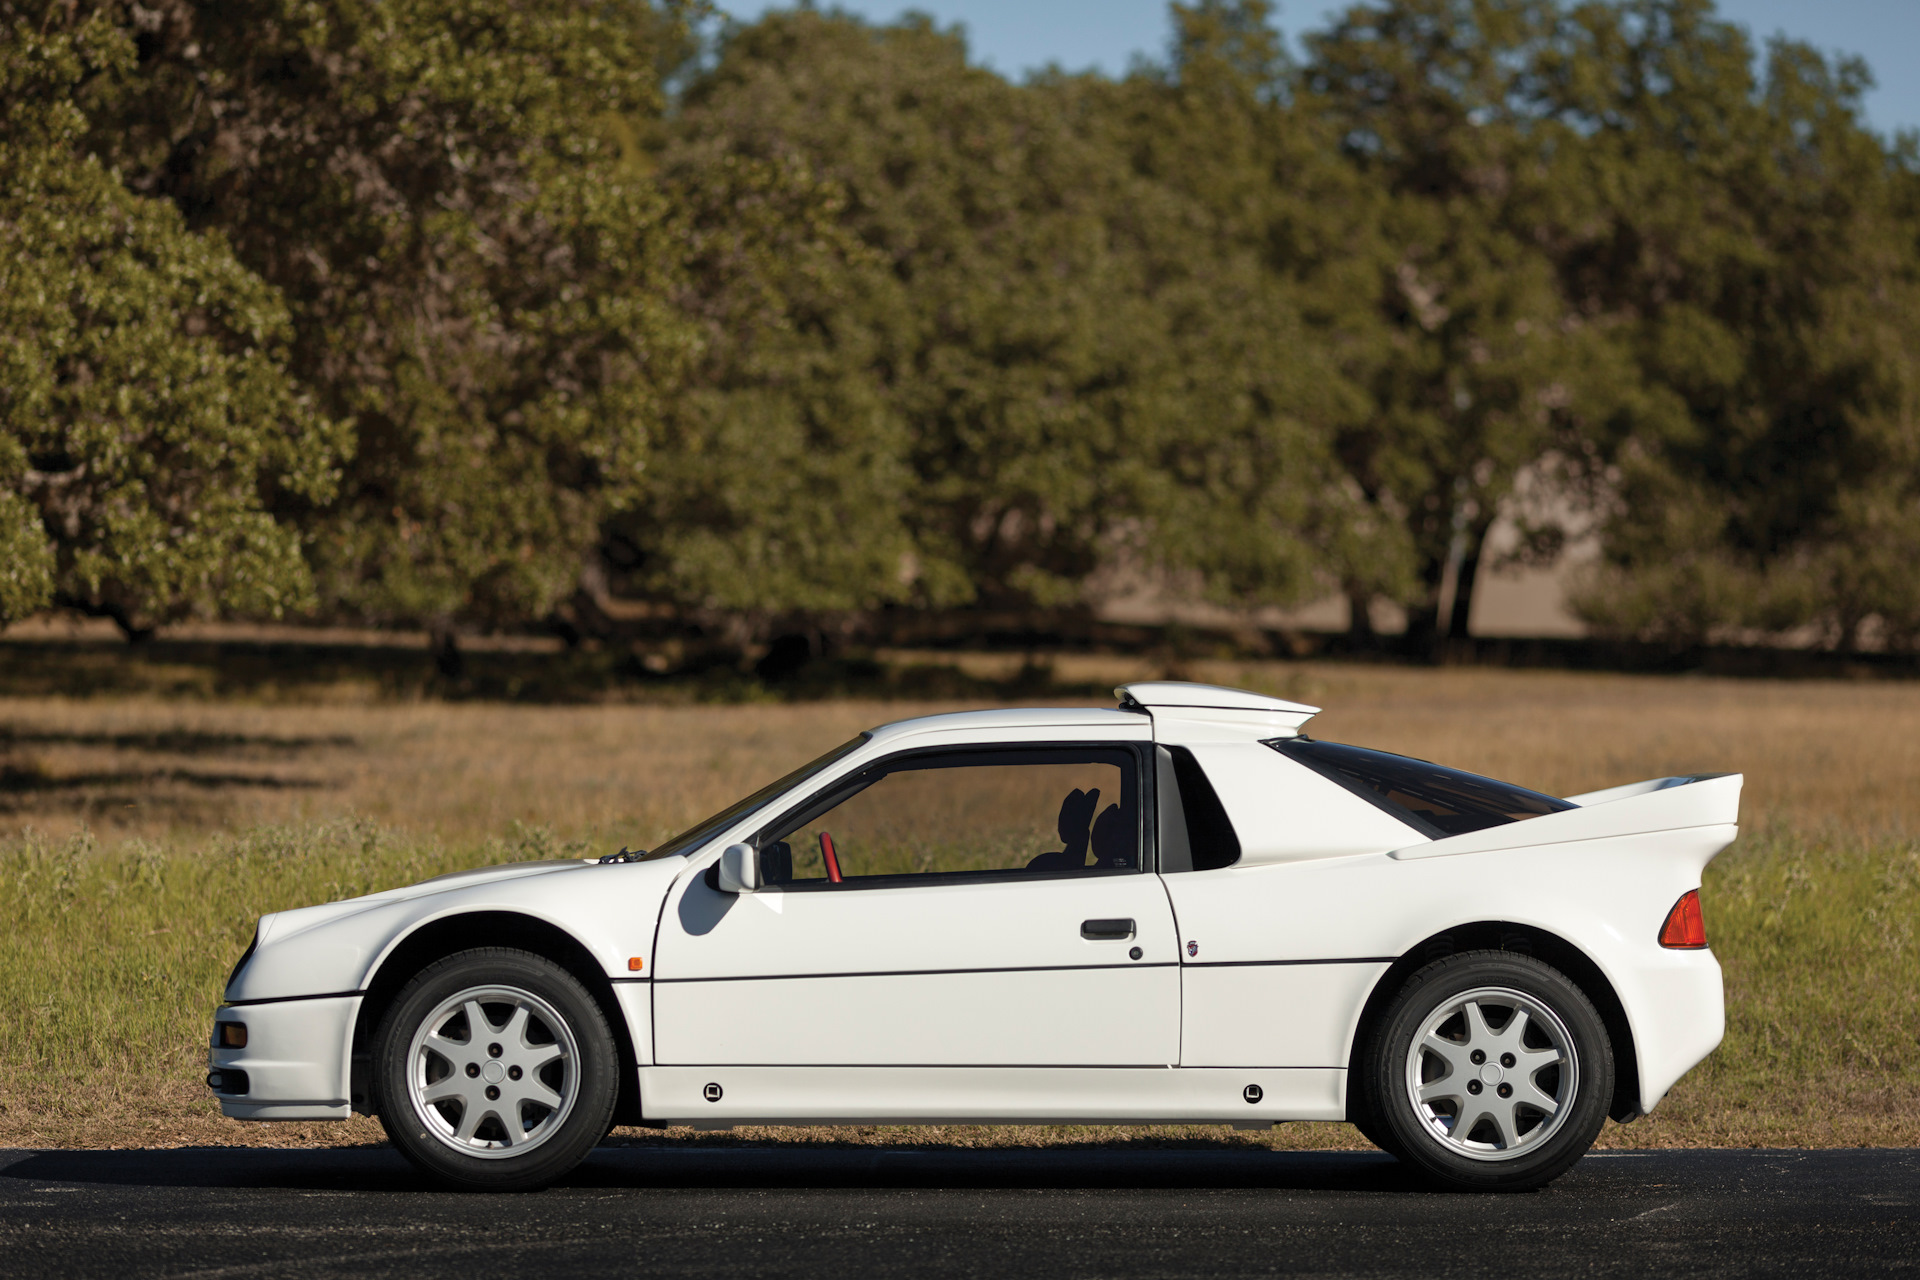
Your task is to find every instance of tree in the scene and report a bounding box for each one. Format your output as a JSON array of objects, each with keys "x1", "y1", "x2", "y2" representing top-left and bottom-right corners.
[
  {"x1": 1541, "y1": 0, "x2": 1920, "y2": 650},
  {"x1": 1299, "y1": 0, "x2": 1637, "y2": 652},
  {"x1": 603, "y1": 143, "x2": 923, "y2": 628},
  {"x1": 62, "y1": 0, "x2": 700, "y2": 660},
  {"x1": 0, "y1": 13, "x2": 343, "y2": 635},
  {"x1": 1099, "y1": 1, "x2": 1416, "y2": 625},
  {"x1": 653, "y1": 8, "x2": 1346, "y2": 626}
]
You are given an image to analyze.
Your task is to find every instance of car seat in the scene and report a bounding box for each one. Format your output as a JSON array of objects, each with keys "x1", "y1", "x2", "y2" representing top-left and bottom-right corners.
[
  {"x1": 1025, "y1": 787, "x2": 1099, "y2": 871},
  {"x1": 1088, "y1": 803, "x2": 1134, "y2": 869}
]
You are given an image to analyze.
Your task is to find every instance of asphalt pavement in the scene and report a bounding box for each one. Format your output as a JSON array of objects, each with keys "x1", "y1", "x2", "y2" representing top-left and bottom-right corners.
[{"x1": 1, "y1": 1142, "x2": 1915, "y2": 1278}]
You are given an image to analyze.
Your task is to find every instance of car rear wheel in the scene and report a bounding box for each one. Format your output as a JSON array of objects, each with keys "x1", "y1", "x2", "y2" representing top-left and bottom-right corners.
[
  {"x1": 1363, "y1": 951, "x2": 1612, "y2": 1191},
  {"x1": 372, "y1": 947, "x2": 618, "y2": 1191}
]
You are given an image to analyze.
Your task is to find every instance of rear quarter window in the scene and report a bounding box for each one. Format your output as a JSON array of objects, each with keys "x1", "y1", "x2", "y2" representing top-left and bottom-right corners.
[{"x1": 1266, "y1": 738, "x2": 1574, "y2": 838}]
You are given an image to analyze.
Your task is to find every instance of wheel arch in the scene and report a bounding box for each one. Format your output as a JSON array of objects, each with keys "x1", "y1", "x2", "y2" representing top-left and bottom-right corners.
[
  {"x1": 1346, "y1": 921, "x2": 1642, "y2": 1124},
  {"x1": 350, "y1": 911, "x2": 643, "y2": 1126}
]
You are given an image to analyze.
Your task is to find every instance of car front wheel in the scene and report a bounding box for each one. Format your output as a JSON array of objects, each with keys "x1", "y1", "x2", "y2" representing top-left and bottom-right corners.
[
  {"x1": 1364, "y1": 951, "x2": 1613, "y2": 1191},
  {"x1": 372, "y1": 947, "x2": 618, "y2": 1191}
]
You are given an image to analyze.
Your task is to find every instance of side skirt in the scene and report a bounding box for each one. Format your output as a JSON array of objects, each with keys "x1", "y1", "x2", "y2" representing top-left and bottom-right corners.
[{"x1": 637, "y1": 1066, "x2": 1345, "y2": 1125}]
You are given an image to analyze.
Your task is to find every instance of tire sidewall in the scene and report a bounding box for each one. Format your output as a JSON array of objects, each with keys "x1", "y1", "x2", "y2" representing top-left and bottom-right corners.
[
  {"x1": 373, "y1": 947, "x2": 619, "y2": 1191},
  {"x1": 1371, "y1": 951, "x2": 1613, "y2": 1191}
]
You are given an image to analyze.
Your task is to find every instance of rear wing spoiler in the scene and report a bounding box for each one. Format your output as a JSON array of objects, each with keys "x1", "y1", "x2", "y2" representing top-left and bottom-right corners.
[
  {"x1": 1389, "y1": 772, "x2": 1743, "y2": 862},
  {"x1": 1562, "y1": 774, "x2": 1736, "y2": 807}
]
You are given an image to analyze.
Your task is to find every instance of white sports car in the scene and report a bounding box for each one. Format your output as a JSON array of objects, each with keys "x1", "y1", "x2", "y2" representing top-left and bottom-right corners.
[{"x1": 208, "y1": 682, "x2": 1737, "y2": 1191}]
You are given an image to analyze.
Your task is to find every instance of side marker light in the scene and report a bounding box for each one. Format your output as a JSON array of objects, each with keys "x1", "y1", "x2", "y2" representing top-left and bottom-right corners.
[
  {"x1": 628, "y1": 957, "x2": 645, "y2": 972},
  {"x1": 215, "y1": 1022, "x2": 248, "y2": 1049},
  {"x1": 1658, "y1": 889, "x2": 1708, "y2": 949}
]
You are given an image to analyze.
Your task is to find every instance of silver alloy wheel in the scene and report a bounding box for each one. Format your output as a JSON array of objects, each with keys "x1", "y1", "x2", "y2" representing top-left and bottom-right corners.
[
  {"x1": 1403, "y1": 985, "x2": 1579, "y2": 1162},
  {"x1": 406, "y1": 984, "x2": 580, "y2": 1159}
]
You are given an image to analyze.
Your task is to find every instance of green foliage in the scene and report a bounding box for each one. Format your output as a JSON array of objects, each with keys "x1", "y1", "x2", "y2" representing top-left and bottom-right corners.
[
  {"x1": 63, "y1": 0, "x2": 702, "y2": 634},
  {"x1": 1294, "y1": 0, "x2": 1639, "y2": 644},
  {"x1": 1550, "y1": 0, "x2": 1920, "y2": 649},
  {"x1": 0, "y1": 15, "x2": 345, "y2": 634},
  {"x1": 646, "y1": 8, "x2": 1346, "y2": 620},
  {"x1": 1101, "y1": 2, "x2": 1417, "y2": 609},
  {"x1": 5, "y1": 0, "x2": 1920, "y2": 654},
  {"x1": 1692, "y1": 830, "x2": 1920, "y2": 1107},
  {"x1": 625, "y1": 145, "x2": 922, "y2": 614}
]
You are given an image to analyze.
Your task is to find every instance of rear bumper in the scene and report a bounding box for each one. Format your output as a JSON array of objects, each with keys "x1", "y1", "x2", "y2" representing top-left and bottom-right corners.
[
  {"x1": 1617, "y1": 946, "x2": 1724, "y2": 1114},
  {"x1": 208, "y1": 995, "x2": 360, "y2": 1121}
]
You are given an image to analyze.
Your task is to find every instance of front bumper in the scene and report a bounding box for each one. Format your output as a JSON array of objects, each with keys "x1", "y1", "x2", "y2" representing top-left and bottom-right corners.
[{"x1": 208, "y1": 995, "x2": 361, "y2": 1121}]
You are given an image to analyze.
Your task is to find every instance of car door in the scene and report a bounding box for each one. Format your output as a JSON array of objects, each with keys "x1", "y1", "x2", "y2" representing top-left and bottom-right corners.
[{"x1": 650, "y1": 742, "x2": 1180, "y2": 1068}]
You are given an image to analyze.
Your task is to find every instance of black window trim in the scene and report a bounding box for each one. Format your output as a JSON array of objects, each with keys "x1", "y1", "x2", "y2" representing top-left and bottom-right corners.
[
  {"x1": 749, "y1": 739, "x2": 1157, "y2": 891},
  {"x1": 1154, "y1": 743, "x2": 1242, "y2": 873}
]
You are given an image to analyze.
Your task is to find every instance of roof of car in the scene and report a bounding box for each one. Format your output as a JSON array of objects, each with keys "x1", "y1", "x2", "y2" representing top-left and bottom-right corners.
[{"x1": 866, "y1": 706, "x2": 1148, "y2": 746}]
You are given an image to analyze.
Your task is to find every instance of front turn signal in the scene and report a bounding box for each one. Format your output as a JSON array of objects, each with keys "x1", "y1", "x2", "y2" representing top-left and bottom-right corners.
[{"x1": 1659, "y1": 889, "x2": 1708, "y2": 949}]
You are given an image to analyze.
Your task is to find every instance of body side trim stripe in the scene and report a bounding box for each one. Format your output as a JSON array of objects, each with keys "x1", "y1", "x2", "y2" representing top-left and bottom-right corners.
[
  {"x1": 1182, "y1": 957, "x2": 1396, "y2": 969},
  {"x1": 651, "y1": 957, "x2": 1391, "y2": 984},
  {"x1": 654, "y1": 961, "x2": 1179, "y2": 984},
  {"x1": 647, "y1": 1062, "x2": 1346, "y2": 1070},
  {"x1": 652, "y1": 1062, "x2": 1176, "y2": 1070},
  {"x1": 223, "y1": 989, "x2": 367, "y2": 1007}
]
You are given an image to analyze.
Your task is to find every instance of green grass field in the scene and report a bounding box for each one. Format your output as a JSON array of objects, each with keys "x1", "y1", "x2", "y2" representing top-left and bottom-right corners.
[{"x1": 1, "y1": 658, "x2": 1916, "y2": 1150}]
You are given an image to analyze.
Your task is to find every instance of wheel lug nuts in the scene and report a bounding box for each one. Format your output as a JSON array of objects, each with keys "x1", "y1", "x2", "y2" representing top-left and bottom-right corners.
[
  {"x1": 1470, "y1": 1050, "x2": 1485, "y2": 1065},
  {"x1": 465, "y1": 1063, "x2": 479, "y2": 1078},
  {"x1": 508, "y1": 1066, "x2": 522, "y2": 1080},
  {"x1": 485, "y1": 1085, "x2": 500, "y2": 1101},
  {"x1": 1501, "y1": 1053, "x2": 1516, "y2": 1068},
  {"x1": 1467, "y1": 1080, "x2": 1483, "y2": 1095},
  {"x1": 1497, "y1": 1083, "x2": 1513, "y2": 1098},
  {"x1": 488, "y1": 1043, "x2": 503, "y2": 1058}
]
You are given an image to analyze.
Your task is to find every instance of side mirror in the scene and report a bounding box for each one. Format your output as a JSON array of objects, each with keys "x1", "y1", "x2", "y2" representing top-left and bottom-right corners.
[{"x1": 716, "y1": 843, "x2": 760, "y2": 894}]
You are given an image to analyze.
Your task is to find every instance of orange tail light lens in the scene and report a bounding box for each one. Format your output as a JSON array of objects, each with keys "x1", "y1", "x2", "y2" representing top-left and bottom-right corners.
[{"x1": 1659, "y1": 889, "x2": 1708, "y2": 949}]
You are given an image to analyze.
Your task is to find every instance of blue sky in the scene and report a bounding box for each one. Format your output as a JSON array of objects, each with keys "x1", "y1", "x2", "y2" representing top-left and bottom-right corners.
[{"x1": 713, "y1": 1, "x2": 1920, "y2": 137}]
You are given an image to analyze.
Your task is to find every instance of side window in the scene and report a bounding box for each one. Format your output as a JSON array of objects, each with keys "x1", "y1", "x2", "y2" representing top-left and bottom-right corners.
[
  {"x1": 1267, "y1": 737, "x2": 1572, "y2": 837},
  {"x1": 1157, "y1": 745, "x2": 1241, "y2": 872},
  {"x1": 757, "y1": 747, "x2": 1141, "y2": 886}
]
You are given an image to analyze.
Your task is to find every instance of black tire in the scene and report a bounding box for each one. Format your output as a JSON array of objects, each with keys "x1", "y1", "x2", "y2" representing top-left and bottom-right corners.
[
  {"x1": 1362, "y1": 951, "x2": 1612, "y2": 1192},
  {"x1": 1344, "y1": 1079, "x2": 1405, "y2": 1159},
  {"x1": 372, "y1": 947, "x2": 619, "y2": 1191}
]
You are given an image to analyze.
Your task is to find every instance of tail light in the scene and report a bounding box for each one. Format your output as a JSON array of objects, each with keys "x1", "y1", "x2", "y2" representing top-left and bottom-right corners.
[{"x1": 1659, "y1": 889, "x2": 1708, "y2": 949}]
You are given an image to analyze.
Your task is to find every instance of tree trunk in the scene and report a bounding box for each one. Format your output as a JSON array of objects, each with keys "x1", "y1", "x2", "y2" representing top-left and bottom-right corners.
[
  {"x1": 105, "y1": 604, "x2": 156, "y2": 645},
  {"x1": 1446, "y1": 521, "x2": 1494, "y2": 643},
  {"x1": 1345, "y1": 586, "x2": 1377, "y2": 651},
  {"x1": 1402, "y1": 555, "x2": 1447, "y2": 661},
  {"x1": 55, "y1": 594, "x2": 155, "y2": 643},
  {"x1": 430, "y1": 626, "x2": 464, "y2": 679}
]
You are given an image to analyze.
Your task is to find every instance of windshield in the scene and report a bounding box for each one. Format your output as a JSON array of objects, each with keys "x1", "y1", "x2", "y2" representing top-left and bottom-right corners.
[
  {"x1": 637, "y1": 734, "x2": 871, "y2": 861},
  {"x1": 1269, "y1": 738, "x2": 1573, "y2": 838}
]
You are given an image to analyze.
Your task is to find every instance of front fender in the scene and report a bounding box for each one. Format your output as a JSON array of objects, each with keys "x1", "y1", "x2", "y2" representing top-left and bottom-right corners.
[{"x1": 226, "y1": 857, "x2": 689, "y2": 1002}]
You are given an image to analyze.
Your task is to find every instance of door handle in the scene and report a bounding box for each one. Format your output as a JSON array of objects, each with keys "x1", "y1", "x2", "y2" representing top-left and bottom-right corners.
[{"x1": 1081, "y1": 918, "x2": 1136, "y2": 940}]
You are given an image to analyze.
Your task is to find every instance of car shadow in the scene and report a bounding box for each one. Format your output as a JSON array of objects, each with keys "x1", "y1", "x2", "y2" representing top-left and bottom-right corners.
[{"x1": 0, "y1": 1143, "x2": 1426, "y2": 1195}]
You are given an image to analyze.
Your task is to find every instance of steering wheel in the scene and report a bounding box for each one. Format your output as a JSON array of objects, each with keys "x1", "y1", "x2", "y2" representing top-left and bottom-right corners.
[{"x1": 819, "y1": 831, "x2": 843, "y2": 884}]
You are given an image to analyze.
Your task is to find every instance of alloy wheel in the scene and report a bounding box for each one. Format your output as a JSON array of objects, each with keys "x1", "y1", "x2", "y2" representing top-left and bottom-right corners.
[
  {"x1": 405, "y1": 984, "x2": 580, "y2": 1159},
  {"x1": 1402, "y1": 985, "x2": 1579, "y2": 1161}
]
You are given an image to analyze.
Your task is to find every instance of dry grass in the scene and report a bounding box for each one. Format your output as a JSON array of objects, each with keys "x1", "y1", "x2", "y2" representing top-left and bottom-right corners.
[{"x1": 1, "y1": 656, "x2": 1916, "y2": 1152}]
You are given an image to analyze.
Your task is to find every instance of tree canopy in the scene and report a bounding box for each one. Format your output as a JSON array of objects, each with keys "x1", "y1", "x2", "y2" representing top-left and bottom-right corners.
[
  {"x1": 4, "y1": 0, "x2": 1916, "y2": 656},
  {"x1": 1, "y1": 12, "x2": 343, "y2": 634}
]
